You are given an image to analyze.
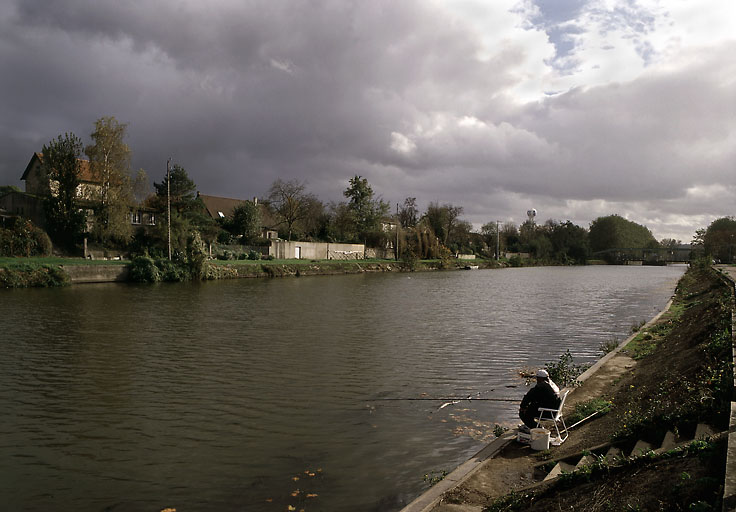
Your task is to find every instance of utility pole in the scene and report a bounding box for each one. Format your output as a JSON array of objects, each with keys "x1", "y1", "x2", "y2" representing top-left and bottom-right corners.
[
  {"x1": 396, "y1": 202, "x2": 399, "y2": 261},
  {"x1": 167, "y1": 158, "x2": 171, "y2": 261},
  {"x1": 496, "y1": 220, "x2": 500, "y2": 261}
]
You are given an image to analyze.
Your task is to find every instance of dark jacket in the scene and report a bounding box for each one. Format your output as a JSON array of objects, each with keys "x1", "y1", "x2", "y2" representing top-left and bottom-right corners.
[{"x1": 520, "y1": 380, "x2": 561, "y2": 414}]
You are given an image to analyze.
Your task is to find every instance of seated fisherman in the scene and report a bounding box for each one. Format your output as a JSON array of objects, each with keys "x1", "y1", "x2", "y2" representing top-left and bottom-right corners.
[{"x1": 519, "y1": 369, "x2": 561, "y2": 432}]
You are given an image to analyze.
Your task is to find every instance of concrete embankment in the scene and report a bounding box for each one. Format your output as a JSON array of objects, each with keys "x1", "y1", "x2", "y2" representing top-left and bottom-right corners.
[
  {"x1": 60, "y1": 264, "x2": 129, "y2": 283},
  {"x1": 66, "y1": 259, "x2": 498, "y2": 284}
]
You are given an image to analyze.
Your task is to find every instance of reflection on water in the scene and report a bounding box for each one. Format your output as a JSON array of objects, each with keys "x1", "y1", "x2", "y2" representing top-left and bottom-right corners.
[{"x1": 0, "y1": 265, "x2": 684, "y2": 511}]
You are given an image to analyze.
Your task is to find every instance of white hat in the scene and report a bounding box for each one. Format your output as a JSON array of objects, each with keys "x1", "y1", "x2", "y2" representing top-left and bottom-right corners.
[{"x1": 536, "y1": 369, "x2": 549, "y2": 378}]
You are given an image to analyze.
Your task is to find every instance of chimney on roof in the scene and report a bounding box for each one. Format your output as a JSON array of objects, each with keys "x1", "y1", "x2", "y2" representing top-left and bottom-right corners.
[{"x1": 253, "y1": 197, "x2": 258, "y2": 205}]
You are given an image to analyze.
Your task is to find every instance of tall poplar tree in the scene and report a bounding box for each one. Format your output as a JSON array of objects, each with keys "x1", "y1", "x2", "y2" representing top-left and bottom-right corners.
[{"x1": 85, "y1": 116, "x2": 134, "y2": 243}]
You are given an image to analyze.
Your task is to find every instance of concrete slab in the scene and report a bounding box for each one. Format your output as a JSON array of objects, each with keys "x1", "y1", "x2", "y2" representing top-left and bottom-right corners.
[
  {"x1": 695, "y1": 424, "x2": 716, "y2": 440},
  {"x1": 575, "y1": 454, "x2": 595, "y2": 469},
  {"x1": 605, "y1": 446, "x2": 622, "y2": 459},
  {"x1": 631, "y1": 440, "x2": 654, "y2": 456},
  {"x1": 543, "y1": 461, "x2": 575, "y2": 481},
  {"x1": 660, "y1": 431, "x2": 678, "y2": 451}
]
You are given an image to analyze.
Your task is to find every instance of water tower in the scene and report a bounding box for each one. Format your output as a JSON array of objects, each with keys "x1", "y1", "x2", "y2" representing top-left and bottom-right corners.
[{"x1": 527, "y1": 208, "x2": 537, "y2": 225}]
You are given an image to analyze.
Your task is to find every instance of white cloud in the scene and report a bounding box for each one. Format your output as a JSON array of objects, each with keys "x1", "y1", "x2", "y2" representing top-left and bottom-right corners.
[
  {"x1": 390, "y1": 132, "x2": 417, "y2": 154},
  {"x1": 269, "y1": 58, "x2": 295, "y2": 74}
]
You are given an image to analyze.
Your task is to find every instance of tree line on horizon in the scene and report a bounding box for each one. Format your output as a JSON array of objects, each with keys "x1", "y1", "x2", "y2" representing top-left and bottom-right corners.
[{"x1": 3, "y1": 116, "x2": 735, "y2": 265}]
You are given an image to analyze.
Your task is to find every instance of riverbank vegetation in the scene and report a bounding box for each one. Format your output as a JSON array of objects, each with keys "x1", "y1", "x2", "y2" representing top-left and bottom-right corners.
[
  {"x1": 6, "y1": 117, "x2": 736, "y2": 283},
  {"x1": 6, "y1": 117, "x2": 726, "y2": 270},
  {"x1": 0, "y1": 261, "x2": 70, "y2": 288}
]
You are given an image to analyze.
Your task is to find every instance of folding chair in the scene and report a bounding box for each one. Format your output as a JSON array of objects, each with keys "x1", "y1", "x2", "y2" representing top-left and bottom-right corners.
[{"x1": 535, "y1": 389, "x2": 570, "y2": 444}]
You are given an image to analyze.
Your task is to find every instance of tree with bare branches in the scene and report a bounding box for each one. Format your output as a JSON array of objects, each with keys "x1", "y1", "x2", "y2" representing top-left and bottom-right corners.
[{"x1": 267, "y1": 178, "x2": 317, "y2": 241}]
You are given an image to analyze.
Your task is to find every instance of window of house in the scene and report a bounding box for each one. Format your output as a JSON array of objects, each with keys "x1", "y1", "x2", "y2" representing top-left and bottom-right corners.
[
  {"x1": 148, "y1": 213, "x2": 155, "y2": 225},
  {"x1": 132, "y1": 211, "x2": 141, "y2": 224},
  {"x1": 218, "y1": 211, "x2": 225, "y2": 218}
]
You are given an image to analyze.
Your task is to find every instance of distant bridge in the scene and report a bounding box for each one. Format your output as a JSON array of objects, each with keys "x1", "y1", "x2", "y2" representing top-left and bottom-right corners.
[{"x1": 592, "y1": 247, "x2": 695, "y2": 265}]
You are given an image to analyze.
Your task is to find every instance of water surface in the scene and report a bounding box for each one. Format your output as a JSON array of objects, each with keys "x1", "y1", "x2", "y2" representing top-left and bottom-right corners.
[{"x1": 0, "y1": 265, "x2": 685, "y2": 511}]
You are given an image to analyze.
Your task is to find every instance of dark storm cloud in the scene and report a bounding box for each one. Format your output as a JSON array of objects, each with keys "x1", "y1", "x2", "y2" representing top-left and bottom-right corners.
[
  {"x1": 0, "y1": 0, "x2": 733, "y2": 240},
  {"x1": 0, "y1": 0, "x2": 511, "y2": 194}
]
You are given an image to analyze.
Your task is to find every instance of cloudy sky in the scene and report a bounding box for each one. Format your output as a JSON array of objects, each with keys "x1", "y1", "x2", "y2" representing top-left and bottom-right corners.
[{"x1": 1, "y1": 0, "x2": 734, "y2": 241}]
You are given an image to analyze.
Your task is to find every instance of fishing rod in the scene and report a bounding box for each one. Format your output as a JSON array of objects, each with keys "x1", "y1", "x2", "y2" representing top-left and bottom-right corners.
[
  {"x1": 374, "y1": 393, "x2": 519, "y2": 410},
  {"x1": 375, "y1": 398, "x2": 518, "y2": 402}
]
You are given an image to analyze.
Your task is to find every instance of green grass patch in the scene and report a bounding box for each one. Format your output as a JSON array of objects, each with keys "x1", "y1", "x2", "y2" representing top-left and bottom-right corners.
[
  {"x1": 566, "y1": 398, "x2": 613, "y2": 425},
  {"x1": 0, "y1": 257, "x2": 129, "y2": 267},
  {"x1": 211, "y1": 258, "x2": 397, "y2": 266},
  {"x1": 624, "y1": 302, "x2": 685, "y2": 360},
  {"x1": 624, "y1": 330, "x2": 658, "y2": 360}
]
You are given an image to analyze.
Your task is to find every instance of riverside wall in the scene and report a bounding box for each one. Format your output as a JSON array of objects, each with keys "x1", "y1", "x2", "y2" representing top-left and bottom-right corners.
[
  {"x1": 60, "y1": 264, "x2": 129, "y2": 283},
  {"x1": 25, "y1": 259, "x2": 498, "y2": 285}
]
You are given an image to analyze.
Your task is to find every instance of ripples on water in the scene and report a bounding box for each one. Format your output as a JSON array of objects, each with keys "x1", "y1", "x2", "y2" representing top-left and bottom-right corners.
[{"x1": 0, "y1": 265, "x2": 684, "y2": 511}]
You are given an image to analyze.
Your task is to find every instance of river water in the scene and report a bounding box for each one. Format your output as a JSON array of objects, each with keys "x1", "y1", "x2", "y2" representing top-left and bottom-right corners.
[{"x1": 0, "y1": 265, "x2": 684, "y2": 511}]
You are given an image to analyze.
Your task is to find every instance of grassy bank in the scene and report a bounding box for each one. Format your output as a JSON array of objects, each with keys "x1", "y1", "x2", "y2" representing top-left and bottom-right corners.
[
  {"x1": 0, "y1": 256, "x2": 129, "y2": 266},
  {"x1": 0, "y1": 257, "x2": 129, "y2": 288},
  {"x1": 1, "y1": 256, "x2": 504, "y2": 288},
  {"x1": 0, "y1": 261, "x2": 70, "y2": 288}
]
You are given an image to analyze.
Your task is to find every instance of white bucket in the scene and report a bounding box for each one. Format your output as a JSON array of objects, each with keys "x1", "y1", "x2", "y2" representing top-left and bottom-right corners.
[{"x1": 530, "y1": 428, "x2": 550, "y2": 450}]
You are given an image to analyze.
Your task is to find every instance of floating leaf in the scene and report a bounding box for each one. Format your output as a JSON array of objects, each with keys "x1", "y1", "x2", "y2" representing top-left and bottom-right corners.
[
  {"x1": 306, "y1": 493, "x2": 318, "y2": 498},
  {"x1": 288, "y1": 506, "x2": 296, "y2": 511},
  {"x1": 292, "y1": 476, "x2": 300, "y2": 481},
  {"x1": 265, "y1": 498, "x2": 273, "y2": 503},
  {"x1": 291, "y1": 490, "x2": 300, "y2": 497}
]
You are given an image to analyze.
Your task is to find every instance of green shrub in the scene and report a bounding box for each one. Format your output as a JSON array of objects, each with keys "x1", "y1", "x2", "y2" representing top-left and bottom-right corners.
[
  {"x1": 33, "y1": 228, "x2": 53, "y2": 256},
  {"x1": 128, "y1": 256, "x2": 161, "y2": 283},
  {"x1": 247, "y1": 250, "x2": 261, "y2": 260},
  {"x1": 401, "y1": 247, "x2": 419, "y2": 271},
  {"x1": 262, "y1": 254, "x2": 274, "y2": 260},
  {"x1": 0, "y1": 263, "x2": 69, "y2": 288},
  {"x1": 545, "y1": 350, "x2": 589, "y2": 387},
  {"x1": 599, "y1": 338, "x2": 620, "y2": 355},
  {"x1": 422, "y1": 470, "x2": 448, "y2": 487},
  {"x1": 0, "y1": 219, "x2": 53, "y2": 257},
  {"x1": 437, "y1": 246, "x2": 453, "y2": 269},
  {"x1": 185, "y1": 231, "x2": 208, "y2": 279},
  {"x1": 155, "y1": 258, "x2": 187, "y2": 282}
]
